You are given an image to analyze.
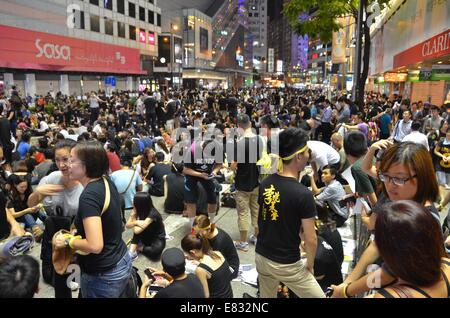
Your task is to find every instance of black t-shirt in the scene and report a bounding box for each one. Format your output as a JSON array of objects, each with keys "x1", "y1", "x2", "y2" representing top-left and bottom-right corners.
[
  {"x1": 148, "y1": 163, "x2": 172, "y2": 194},
  {"x1": 26, "y1": 158, "x2": 39, "y2": 174},
  {"x1": 166, "y1": 101, "x2": 177, "y2": 119},
  {"x1": 298, "y1": 120, "x2": 312, "y2": 132},
  {"x1": 314, "y1": 236, "x2": 343, "y2": 291},
  {"x1": 234, "y1": 136, "x2": 263, "y2": 192},
  {"x1": 164, "y1": 173, "x2": 185, "y2": 212},
  {"x1": 209, "y1": 228, "x2": 240, "y2": 279},
  {"x1": 74, "y1": 177, "x2": 127, "y2": 274},
  {"x1": 144, "y1": 97, "x2": 157, "y2": 114},
  {"x1": 183, "y1": 140, "x2": 223, "y2": 174},
  {"x1": 154, "y1": 274, "x2": 205, "y2": 298},
  {"x1": 318, "y1": 227, "x2": 344, "y2": 266},
  {"x1": 227, "y1": 97, "x2": 238, "y2": 112},
  {"x1": 0, "y1": 189, "x2": 9, "y2": 239},
  {"x1": 302, "y1": 106, "x2": 311, "y2": 120},
  {"x1": 138, "y1": 208, "x2": 166, "y2": 244},
  {"x1": 256, "y1": 174, "x2": 317, "y2": 264},
  {"x1": 207, "y1": 96, "x2": 215, "y2": 110},
  {"x1": 244, "y1": 102, "x2": 254, "y2": 118},
  {"x1": 218, "y1": 97, "x2": 227, "y2": 111}
]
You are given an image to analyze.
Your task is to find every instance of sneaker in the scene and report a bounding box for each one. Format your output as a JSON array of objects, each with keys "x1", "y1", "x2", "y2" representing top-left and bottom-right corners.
[
  {"x1": 129, "y1": 251, "x2": 138, "y2": 262},
  {"x1": 234, "y1": 241, "x2": 249, "y2": 252},
  {"x1": 249, "y1": 235, "x2": 257, "y2": 245}
]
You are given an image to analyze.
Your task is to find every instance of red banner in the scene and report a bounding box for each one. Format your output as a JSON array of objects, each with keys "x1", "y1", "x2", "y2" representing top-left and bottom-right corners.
[
  {"x1": 0, "y1": 24, "x2": 146, "y2": 75},
  {"x1": 393, "y1": 29, "x2": 450, "y2": 69}
]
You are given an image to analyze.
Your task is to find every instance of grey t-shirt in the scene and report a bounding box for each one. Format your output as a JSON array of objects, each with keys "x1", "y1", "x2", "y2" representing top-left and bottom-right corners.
[{"x1": 39, "y1": 171, "x2": 84, "y2": 217}]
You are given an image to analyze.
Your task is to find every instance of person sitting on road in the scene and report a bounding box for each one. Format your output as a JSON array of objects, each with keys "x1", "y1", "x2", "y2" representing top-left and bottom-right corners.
[
  {"x1": 126, "y1": 192, "x2": 166, "y2": 262},
  {"x1": 139, "y1": 247, "x2": 205, "y2": 298}
]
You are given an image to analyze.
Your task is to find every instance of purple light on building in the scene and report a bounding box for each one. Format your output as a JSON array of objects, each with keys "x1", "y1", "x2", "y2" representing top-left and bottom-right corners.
[{"x1": 292, "y1": 13, "x2": 309, "y2": 70}]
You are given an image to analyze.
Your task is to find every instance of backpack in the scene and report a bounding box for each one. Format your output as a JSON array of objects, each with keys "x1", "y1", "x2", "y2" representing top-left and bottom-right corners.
[
  {"x1": 119, "y1": 266, "x2": 142, "y2": 298},
  {"x1": 367, "y1": 121, "x2": 380, "y2": 143},
  {"x1": 221, "y1": 192, "x2": 236, "y2": 208}
]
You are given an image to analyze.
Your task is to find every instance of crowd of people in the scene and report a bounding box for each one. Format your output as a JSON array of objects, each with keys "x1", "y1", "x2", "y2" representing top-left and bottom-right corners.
[{"x1": 0, "y1": 84, "x2": 449, "y2": 298}]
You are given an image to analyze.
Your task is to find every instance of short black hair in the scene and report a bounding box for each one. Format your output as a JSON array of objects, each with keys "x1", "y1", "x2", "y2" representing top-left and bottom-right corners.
[
  {"x1": 55, "y1": 139, "x2": 76, "y2": 152},
  {"x1": 73, "y1": 141, "x2": 109, "y2": 178},
  {"x1": 344, "y1": 132, "x2": 368, "y2": 158},
  {"x1": 411, "y1": 121, "x2": 421, "y2": 131},
  {"x1": 0, "y1": 255, "x2": 39, "y2": 298},
  {"x1": 278, "y1": 128, "x2": 309, "y2": 159},
  {"x1": 260, "y1": 115, "x2": 279, "y2": 129},
  {"x1": 322, "y1": 165, "x2": 338, "y2": 177},
  {"x1": 155, "y1": 152, "x2": 165, "y2": 162}
]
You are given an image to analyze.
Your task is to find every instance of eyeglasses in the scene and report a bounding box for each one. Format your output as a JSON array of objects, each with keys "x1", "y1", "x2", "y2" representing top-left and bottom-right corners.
[
  {"x1": 378, "y1": 173, "x2": 417, "y2": 186},
  {"x1": 68, "y1": 159, "x2": 84, "y2": 166}
]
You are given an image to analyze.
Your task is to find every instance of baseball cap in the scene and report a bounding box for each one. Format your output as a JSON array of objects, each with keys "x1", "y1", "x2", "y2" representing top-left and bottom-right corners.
[{"x1": 161, "y1": 248, "x2": 185, "y2": 277}]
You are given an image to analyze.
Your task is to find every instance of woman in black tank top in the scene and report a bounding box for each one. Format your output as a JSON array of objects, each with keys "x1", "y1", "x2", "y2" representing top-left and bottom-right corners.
[
  {"x1": 181, "y1": 234, "x2": 233, "y2": 298},
  {"x1": 372, "y1": 201, "x2": 450, "y2": 298}
]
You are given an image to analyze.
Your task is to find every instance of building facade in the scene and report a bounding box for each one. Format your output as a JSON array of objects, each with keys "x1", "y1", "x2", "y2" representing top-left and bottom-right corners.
[
  {"x1": 0, "y1": 0, "x2": 162, "y2": 96},
  {"x1": 369, "y1": 0, "x2": 449, "y2": 105},
  {"x1": 247, "y1": 0, "x2": 268, "y2": 73}
]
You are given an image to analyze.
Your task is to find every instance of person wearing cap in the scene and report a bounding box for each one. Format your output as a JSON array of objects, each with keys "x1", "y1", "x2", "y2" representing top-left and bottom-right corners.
[
  {"x1": 139, "y1": 247, "x2": 205, "y2": 298},
  {"x1": 255, "y1": 127, "x2": 325, "y2": 298}
]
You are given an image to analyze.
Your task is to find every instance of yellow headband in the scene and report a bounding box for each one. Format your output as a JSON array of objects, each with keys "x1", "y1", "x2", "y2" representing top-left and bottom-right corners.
[
  {"x1": 277, "y1": 145, "x2": 309, "y2": 173},
  {"x1": 195, "y1": 224, "x2": 211, "y2": 231}
]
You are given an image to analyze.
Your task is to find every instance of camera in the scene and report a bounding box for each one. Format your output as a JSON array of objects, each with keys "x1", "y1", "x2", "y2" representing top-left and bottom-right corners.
[{"x1": 339, "y1": 195, "x2": 357, "y2": 208}]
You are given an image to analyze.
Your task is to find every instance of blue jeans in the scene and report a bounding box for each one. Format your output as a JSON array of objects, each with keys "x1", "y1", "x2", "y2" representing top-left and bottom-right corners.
[
  {"x1": 80, "y1": 251, "x2": 132, "y2": 298},
  {"x1": 18, "y1": 211, "x2": 47, "y2": 229}
]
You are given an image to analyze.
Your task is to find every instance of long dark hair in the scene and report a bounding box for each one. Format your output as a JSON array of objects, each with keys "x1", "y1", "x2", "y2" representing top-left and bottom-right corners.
[
  {"x1": 181, "y1": 234, "x2": 220, "y2": 261},
  {"x1": 133, "y1": 192, "x2": 154, "y2": 220},
  {"x1": 9, "y1": 174, "x2": 32, "y2": 202},
  {"x1": 375, "y1": 200, "x2": 445, "y2": 287}
]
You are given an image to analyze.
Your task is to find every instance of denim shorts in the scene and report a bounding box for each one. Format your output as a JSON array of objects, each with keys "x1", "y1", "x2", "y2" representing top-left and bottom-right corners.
[
  {"x1": 80, "y1": 252, "x2": 132, "y2": 298},
  {"x1": 184, "y1": 175, "x2": 217, "y2": 204}
]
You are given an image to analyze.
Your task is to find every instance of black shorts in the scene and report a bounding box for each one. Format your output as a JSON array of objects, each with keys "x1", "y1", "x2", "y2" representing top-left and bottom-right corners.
[{"x1": 184, "y1": 175, "x2": 217, "y2": 204}]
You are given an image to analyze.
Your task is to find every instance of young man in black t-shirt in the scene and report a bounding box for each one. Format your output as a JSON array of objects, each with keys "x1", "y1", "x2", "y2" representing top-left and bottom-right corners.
[
  {"x1": 230, "y1": 114, "x2": 263, "y2": 251},
  {"x1": 183, "y1": 138, "x2": 223, "y2": 228},
  {"x1": 255, "y1": 128, "x2": 325, "y2": 298},
  {"x1": 140, "y1": 248, "x2": 205, "y2": 298}
]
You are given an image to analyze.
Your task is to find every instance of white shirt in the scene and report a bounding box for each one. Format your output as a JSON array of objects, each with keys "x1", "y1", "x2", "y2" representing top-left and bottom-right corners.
[
  {"x1": 402, "y1": 131, "x2": 430, "y2": 151},
  {"x1": 77, "y1": 126, "x2": 88, "y2": 135},
  {"x1": 93, "y1": 124, "x2": 102, "y2": 136},
  {"x1": 38, "y1": 121, "x2": 49, "y2": 132},
  {"x1": 307, "y1": 140, "x2": 341, "y2": 170}
]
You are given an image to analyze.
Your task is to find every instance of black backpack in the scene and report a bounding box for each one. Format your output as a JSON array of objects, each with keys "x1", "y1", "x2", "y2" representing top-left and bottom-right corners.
[
  {"x1": 221, "y1": 192, "x2": 236, "y2": 208},
  {"x1": 119, "y1": 266, "x2": 142, "y2": 298}
]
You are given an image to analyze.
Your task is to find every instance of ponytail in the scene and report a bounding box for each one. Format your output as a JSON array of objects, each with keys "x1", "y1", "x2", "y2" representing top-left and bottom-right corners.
[{"x1": 181, "y1": 234, "x2": 220, "y2": 261}]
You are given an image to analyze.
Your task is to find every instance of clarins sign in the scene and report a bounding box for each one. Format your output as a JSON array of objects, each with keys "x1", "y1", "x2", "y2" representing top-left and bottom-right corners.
[
  {"x1": 394, "y1": 29, "x2": 450, "y2": 69},
  {"x1": 0, "y1": 24, "x2": 145, "y2": 74}
]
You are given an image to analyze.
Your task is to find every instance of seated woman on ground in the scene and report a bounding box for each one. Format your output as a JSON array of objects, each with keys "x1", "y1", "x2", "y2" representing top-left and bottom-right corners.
[
  {"x1": 181, "y1": 233, "x2": 233, "y2": 298},
  {"x1": 7, "y1": 174, "x2": 45, "y2": 241},
  {"x1": 126, "y1": 192, "x2": 166, "y2": 261}
]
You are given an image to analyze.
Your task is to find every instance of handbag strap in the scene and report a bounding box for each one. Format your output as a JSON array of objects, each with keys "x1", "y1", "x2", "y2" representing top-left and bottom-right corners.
[
  {"x1": 102, "y1": 177, "x2": 110, "y2": 215},
  {"x1": 120, "y1": 169, "x2": 136, "y2": 195}
]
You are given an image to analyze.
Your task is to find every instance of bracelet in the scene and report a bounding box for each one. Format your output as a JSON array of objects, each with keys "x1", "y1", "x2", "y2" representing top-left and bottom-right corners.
[
  {"x1": 343, "y1": 282, "x2": 352, "y2": 298},
  {"x1": 68, "y1": 235, "x2": 82, "y2": 249}
]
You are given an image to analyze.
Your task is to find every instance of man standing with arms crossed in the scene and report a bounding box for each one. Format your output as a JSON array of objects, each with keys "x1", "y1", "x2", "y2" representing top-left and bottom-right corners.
[{"x1": 255, "y1": 128, "x2": 324, "y2": 298}]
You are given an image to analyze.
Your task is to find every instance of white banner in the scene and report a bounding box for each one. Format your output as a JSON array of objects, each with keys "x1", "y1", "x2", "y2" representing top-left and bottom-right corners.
[{"x1": 268, "y1": 48, "x2": 274, "y2": 73}]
